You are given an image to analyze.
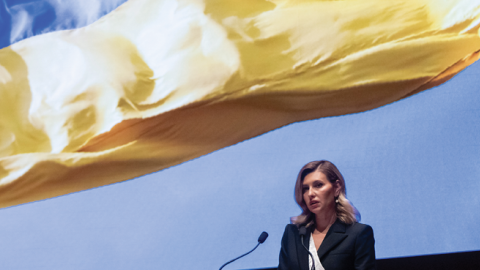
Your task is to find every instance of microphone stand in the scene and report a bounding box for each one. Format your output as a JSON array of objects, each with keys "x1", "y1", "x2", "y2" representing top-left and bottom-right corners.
[
  {"x1": 299, "y1": 226, "x2": 316, "y2": 270},
  {"x1": 219, "y1": 242, "x2": 261, "y2": 270},
  {"x1": 219, "y1": 231, "x2": 268, "y2": 270}
]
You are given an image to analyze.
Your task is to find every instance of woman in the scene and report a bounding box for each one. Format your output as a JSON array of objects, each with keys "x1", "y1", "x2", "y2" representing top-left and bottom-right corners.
[{"x1": 278, "y1": 160, "x2": 376, "y2": 270}]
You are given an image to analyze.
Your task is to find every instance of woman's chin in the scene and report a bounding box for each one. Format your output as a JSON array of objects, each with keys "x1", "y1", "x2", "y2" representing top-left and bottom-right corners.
[{"x1": 309, "y1": 206, "x2": 322, "y2": 214}]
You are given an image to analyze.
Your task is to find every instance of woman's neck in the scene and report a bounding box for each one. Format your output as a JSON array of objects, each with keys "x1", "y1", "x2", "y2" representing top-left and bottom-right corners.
[{"x1": 314, "y1": 208, "x2": 337, "y2": 233}]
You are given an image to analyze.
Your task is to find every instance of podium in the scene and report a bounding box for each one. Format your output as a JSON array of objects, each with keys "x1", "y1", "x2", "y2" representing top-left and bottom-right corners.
[{"x1": 241, "y1": 250, "x2": 480, "y2": 270}]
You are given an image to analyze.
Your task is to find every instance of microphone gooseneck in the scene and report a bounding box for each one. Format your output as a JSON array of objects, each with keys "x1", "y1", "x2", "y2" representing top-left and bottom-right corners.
[
  {"x1": 219, "y1": 231, "x2": 269, "y2": 270},
  {"x1": 299, "y1": 226, "x2": 316, "y2": 270}
]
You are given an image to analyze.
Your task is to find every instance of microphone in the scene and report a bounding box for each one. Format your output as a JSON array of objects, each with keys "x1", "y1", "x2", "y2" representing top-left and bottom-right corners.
[
  {"x1": 258, "y1": 231, "x2": 268, "y2": 243},
  {"x1": 299, "y1": 226, "x2": 307, "y2": 236},
  {"x1": 219, "y1": 231, "x2": 269, "y2": 270},
  {"x1": 299, "y1": 226, "x2": 315, "y2": 270}
]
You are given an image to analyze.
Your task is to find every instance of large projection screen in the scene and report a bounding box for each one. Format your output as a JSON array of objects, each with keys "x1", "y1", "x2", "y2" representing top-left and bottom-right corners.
[{"x1": 0, "y1": 1, "x2": 479, "y2": 269}]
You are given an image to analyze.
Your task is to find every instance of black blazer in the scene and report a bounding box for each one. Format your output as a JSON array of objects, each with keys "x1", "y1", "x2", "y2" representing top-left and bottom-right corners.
[{"x1": 278, "y1": 220, "x2": 376, "y2": 270}]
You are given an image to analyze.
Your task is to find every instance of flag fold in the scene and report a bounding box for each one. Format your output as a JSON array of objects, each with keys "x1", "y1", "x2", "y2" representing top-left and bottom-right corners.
[{"x1": 1, "y1": 0, "x2": 479, "y2": 207}]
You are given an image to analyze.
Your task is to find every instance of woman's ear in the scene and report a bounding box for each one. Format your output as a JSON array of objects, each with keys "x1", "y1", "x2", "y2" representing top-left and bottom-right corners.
[{"x1": 334, "y1": 180, "x2": 341, "y2": 197}]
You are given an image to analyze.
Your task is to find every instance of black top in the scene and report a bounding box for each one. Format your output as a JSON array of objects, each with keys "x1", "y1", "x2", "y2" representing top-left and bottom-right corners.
[{"x1": 278, "y1": 219, "x2": 376, "y2": 270}]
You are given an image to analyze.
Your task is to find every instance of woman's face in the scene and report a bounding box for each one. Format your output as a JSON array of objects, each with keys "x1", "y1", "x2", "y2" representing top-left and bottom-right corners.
[{"x1": 302, "y1": 171, "x2": 340, "y2": 215}]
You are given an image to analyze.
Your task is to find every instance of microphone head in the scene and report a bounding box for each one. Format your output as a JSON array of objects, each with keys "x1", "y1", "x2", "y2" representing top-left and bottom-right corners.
[
  {"x1": 299, "y1": 226, "x2": 307, "y2": 236},
  {"x1": 258, "y1": 231, "x2": 268, "y2": 243}
]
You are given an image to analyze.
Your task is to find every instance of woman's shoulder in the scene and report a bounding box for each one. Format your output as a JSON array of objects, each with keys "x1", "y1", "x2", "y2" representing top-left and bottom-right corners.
[
  {"x1": 280, "y1": 224, "x2": 301, "y2": 245},
  {"x1": 284, "y1": 223, "x2": 299, "y2": 233},
  {"x1": 348, "y1": 221, "x2": 372, "y2": 229},
  {"x1": 344, "y1": 221, "x2": 374, "y2": 237},
  {"x1": 283, "y1": 223, "x2": 308, "y2": 237}
]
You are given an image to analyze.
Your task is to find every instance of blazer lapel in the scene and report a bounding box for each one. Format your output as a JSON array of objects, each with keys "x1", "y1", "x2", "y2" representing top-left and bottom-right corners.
[{"x1": 317, "y1": 220, "x2": 347, "y2": 260}]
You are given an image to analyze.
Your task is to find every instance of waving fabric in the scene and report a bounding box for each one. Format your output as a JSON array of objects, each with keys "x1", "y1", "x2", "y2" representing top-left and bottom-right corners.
[{"x1": 1, "y1": 0, "x2": 479, "y2": 208}]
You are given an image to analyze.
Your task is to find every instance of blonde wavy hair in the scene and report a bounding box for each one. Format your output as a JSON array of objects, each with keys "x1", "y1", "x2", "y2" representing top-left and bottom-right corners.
[{"x1": 291, "y1": 160, "x2": 360, "y2": 228}]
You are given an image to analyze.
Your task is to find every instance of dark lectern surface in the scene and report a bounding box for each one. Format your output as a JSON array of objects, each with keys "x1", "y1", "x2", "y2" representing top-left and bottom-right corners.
[{"x1": 241, "y1": 250, "x2": 480, "y2": 270}]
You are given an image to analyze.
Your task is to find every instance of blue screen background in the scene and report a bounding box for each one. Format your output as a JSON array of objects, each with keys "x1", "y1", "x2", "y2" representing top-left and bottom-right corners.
[{"x1": 0, "y1": 1, "x2": 479, "y2": 269}]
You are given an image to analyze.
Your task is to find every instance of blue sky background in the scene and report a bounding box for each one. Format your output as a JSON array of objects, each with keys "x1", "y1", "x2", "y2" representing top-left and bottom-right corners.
[{"x1": 0, "y1": 1, "x2": 479, "y2": 269}]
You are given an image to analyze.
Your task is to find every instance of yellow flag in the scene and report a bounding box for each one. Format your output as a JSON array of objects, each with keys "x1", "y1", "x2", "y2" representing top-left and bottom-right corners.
[{"x1": 1, "y1": 0, "x2": 479, "y2": 208}]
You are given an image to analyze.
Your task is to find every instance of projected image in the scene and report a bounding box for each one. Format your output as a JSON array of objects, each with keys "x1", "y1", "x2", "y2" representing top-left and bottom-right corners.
[{"x1": 1, "y1": 0, "x2": 479, "y2": 269}]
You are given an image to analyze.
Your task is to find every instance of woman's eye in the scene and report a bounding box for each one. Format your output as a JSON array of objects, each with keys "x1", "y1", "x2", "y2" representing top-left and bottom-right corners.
[
  {"x1": 302, "y1": 187, "x2": 309, "y2": 193},
  {"x1": 315, "y1": 183, "x2": 323, "y2": 188}
]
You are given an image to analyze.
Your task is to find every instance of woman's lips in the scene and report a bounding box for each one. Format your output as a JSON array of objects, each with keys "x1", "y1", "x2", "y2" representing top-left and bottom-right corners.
[{"x1": 310, "y1": 201, "x2": 320, "y2": 207}]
